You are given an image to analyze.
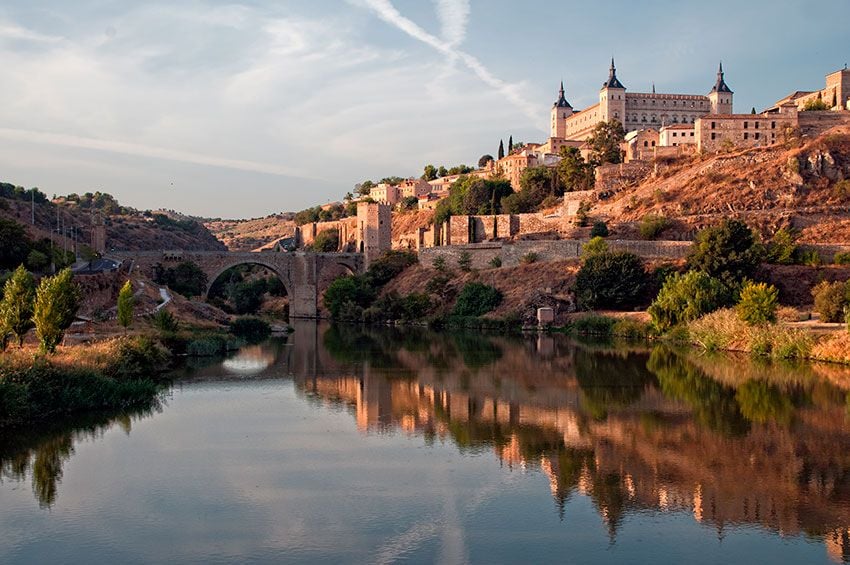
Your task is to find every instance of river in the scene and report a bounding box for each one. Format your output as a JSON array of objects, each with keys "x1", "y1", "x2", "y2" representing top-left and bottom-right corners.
[{"x1": 1, "y1": 322, "x2": 850, "y2": 564}]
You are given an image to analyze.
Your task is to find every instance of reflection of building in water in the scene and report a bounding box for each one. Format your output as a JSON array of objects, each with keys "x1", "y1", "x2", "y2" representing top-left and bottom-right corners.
[
  {"x1": 295, "y1": 330, "x2": 850, "y2": 551},
  {"x1": 827, "y1": 528, "x2": 850, "y2": 564}
]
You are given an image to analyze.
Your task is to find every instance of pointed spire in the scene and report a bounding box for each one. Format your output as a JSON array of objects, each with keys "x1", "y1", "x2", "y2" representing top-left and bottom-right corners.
[
  {"x1": 555, "y1": 80, "x2": 571, "y2": 107},
  {"x1": 711, "y1": 60, "x2": 733, "y2": 94},
  {"x1": 602, "y1": 57, "x2": 625, "y2": 89}
]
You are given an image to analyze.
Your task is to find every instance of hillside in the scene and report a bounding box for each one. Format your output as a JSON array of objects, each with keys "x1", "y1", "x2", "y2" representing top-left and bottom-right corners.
[
  {"x1": 592, "y1": 122, "x2": 850, "y2": 243},
  {"x1": 0, "y1": 186, "x2": 225, "y2": 253},
  {"x1": 205, "y1": 214, "x2": 296, "y2": 251}
]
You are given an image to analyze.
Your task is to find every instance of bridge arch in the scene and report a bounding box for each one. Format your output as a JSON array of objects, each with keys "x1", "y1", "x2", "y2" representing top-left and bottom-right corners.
[{"x1": 204, "y1": 259, "x2": 292, "y2": 301}]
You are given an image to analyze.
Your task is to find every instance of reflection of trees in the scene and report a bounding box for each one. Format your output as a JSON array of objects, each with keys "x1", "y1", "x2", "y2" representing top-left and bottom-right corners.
[
  {"x1": 0, "y1": 406, "x2": 158, "y2": 508},
  {"x1": 735, "y1": 380, "x2": 794, "y2": 425},
  {"x1": 575, "y1": 349, "x2": 656, "y2": 420},
  {"x1": 648, "y1": 348, "x2": 751, "y2": 436}
]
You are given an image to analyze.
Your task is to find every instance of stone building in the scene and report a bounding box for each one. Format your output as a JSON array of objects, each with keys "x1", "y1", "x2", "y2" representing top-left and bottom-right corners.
[
  {"x1": 659, "y1": 123, "x2": 696, "y2": 147},
  {"x1": 551, "y1": 60, "x2": 733, "y2": 142},
  {"x1": 90, "y1": 212, "x2": 106, "y2": 254},
  {"x1": 356, "y1": 201, "x2": 391, "y2": 266},
  {"x1": 396, "y1": 178, "x2": 431, "y2": 199},
  {"x1": 768, "y1": 66, "x2": 850, "y2": 112},
  {"x1": 695, "y1": 102, "x2": 799, "y2": 153},
  {"x1": 368, "y1": 183, "x2": 400, "y2": 206}
]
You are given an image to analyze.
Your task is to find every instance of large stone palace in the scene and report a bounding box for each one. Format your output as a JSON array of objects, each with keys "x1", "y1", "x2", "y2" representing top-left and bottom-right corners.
[{"x1": 548, "y1": 59, "x2": 733, "y2": 144}]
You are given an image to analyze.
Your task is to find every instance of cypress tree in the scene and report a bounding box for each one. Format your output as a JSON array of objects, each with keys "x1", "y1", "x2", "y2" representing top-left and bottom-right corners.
[
  {"x1": 0, "y1": 265, "x2": 35, "y2": 347},
  {"x1": 498, "y1": 140, "x2": 505, "y2": 160},
  {"x1": 33, "y1": 268, "x2": 81, "y2": 353},
  {"x1": 508, "y1": 135, "x2": 513, "y2": 153},
  {"x1": 751, "y1": 107, "x2": 756, "y2": 114},
  {"x1": 117, "y1": 280, "x2": 134, "y2": 330}
]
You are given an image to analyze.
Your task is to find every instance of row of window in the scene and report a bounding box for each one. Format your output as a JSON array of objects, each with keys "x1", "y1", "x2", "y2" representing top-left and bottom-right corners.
[
  {"x1": 710, "y1": 121, "x2": 779, "y2": 130},
  {"x1": 627, "y1": 115, "x2": 698, "y2": 124},
  {"x1": 709, "y1": 132, "x2": 778, "y2": 141},
  {"x1": 626, "y1": 99, "x2": 707, "y2": 108}
]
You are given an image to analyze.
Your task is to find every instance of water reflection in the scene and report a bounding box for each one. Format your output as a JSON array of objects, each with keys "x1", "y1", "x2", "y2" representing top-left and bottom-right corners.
[
  {"x1": 0, "y1": 407, "x2": 160, "y2": 508},
  {"x1": 3, "y1": 323, "x2": 850, "y2": 562}
]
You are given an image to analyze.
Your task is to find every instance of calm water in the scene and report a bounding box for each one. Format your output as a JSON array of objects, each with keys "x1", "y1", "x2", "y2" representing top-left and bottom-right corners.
[{"x1": 2, "y1": 323, "x2": 850, "y2": 564}]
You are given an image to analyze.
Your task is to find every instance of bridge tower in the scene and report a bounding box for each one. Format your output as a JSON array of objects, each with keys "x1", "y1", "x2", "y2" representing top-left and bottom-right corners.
[{"x1": 357, "y1": 202, "x2": 391, "y2": 267}]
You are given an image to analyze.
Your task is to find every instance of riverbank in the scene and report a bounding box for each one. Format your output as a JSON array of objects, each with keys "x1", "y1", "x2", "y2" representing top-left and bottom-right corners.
[
  {"x1": 559, "y1": 310, "x2": 850, "y2": 366},
  {"x1": 0, "y1": 336, "x2": 170, "y2": 429},
  {"x1": 0, "y1": 318, "x2": 277, "y2": 429}
]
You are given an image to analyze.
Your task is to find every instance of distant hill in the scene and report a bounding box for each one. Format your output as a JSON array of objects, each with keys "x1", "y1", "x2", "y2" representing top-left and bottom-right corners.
[
  {"x1": 205, "y1": 213, "x2": 296, "y2": 251},
  {"x1": 0, "y1": 185, "x2": 226, "y2": 253}
]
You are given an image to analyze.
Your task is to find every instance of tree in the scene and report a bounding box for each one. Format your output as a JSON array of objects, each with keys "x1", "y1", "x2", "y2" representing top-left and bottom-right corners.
[
  {"x1": 502, "y1": 166, "x2": 558, "y2": 213},
  {"x1": 557, "y1": 147, "x2": 595, "y2": 191},
  {"x1": 751, "y1": 107, "x2": 756, "y2": 114},
  {"x1": 323, "y1": 275, "x2": 376, "y2": 319},
  {"x1": 686, "y1": 219, "x2": 763, "y2": 288},
  {"x1": 117, "y1": 280, "x2": 134, "y2": 330},
  {"x1": 498, "y1": 139, "x2": 505, "y2": 160},
  {"x1": 355, "y1": 180, "x2": 375, "y2": 196},
  {"x1": 0, "y1": 219, "x2": 31, "y2": 271},
  {"x1": 33, "y1": 268, "x2": 81, "y2": 353},
  {"x1": 154, "y1": 260, "x2": 208, "y2": 298},
  {"x1": 587, "y1": 120, "x2": 626, "y2": 165},
  {"x1": 590, "y1": 221, "x2": 609, "y2": 238},
  {"x1": 311, "y1": 228, "x2": 340, "y2": 252},
  {"x1": 581, "y1": 236, "x2": 609, "y2": 258},
  {"x1": 737, "y1": 281, "x2": 779, "y2": 325},
  {"x1": 0, "y1": 265, "x2": 36, "y2": 347},
  {"x1": 437, "y1": 166, "x2": 448, "y2": 177},
  {"x1": 508, "y1": 135, "x2": 513, "y2": 153},
  {"x1": 422, "y1": 164, "x2": 438, "y2": 181},
  {"x1": 648, "y1": 270, "x2": 731, "y2": 331},
  {"x1": 575, "y1": 252, "x2": 647, "y2": 310},
  {"x1": 453, "y1": 283, "x2": 502, "y2": 317},
  {"x1": 478, "y1": 154, "x2": 494, "y2": 168}
]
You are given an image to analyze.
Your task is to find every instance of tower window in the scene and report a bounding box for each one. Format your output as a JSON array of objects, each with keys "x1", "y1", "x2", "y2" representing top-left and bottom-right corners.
[
  {"x1": 755, "y1": 133, "x2": 760, "y2": 140},
  {"x1": 743, "y1": 121, "x2": 748, "y2": 129},
  {"x1": 711, "y1": 122, "x2": 716, "y2": 129},
  {"x1": 744, "y1": 132, "x2": 749, "y2": 140},
  {"x1": 711, "y1": 133, "x2": 716, "y2": 140}
]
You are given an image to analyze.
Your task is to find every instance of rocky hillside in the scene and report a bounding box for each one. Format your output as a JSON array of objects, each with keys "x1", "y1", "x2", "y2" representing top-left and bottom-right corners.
[
  {"x1": 593, "y1": 121, "x2": 850, "y2": 243},
  {"x1": 205, "y1": 214, "x2": 296, "y2": 251},
  {"x1": 0, "y1": 186, "x2": 225, "y2": 252}
]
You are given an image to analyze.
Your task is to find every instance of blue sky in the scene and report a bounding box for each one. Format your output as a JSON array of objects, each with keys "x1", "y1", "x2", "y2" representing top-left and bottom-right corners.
[{"x1": 0, "y1": 1, "x2": 847, "y2": 218}]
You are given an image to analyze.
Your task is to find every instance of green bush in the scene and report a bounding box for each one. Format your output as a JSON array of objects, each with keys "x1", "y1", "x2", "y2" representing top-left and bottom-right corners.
[
  {"x1": 311, "y1": 228, "x2": 340, "y2": 252},
  {"x1": 117, "y1": 280, "x2": 134, "y2": 329},
  {"x1": 458, "y1": 251, "x2": 472, "y2": 272},
  {"x1": 186, "y1": 335, "x2": 228, "y2": 357},
  {"x1": 425, "y1": 273, "x2": 451, "y2": 298},
  {"x1": 766, "y1": 228, "x2": 798, "y2": 265},
  {"x1": 581, "y1": 236, "x2": 609, "y2": 258},
  {"x1": 488, "y1": 256, "x2": 502, "y2": 268},
  {"x1": 575, "y1": 252, "x2": 647, "y2": 310},
  {"x1": 324, "y1": 275, "x2": 376, "y2": 319},
  {"x1": 648, "y1": 270, "x2": 731, "y2": 331},
  {"x1": 365, "y1": 250, "x2": 417, "y2": 287},
  {"x1": 152, "y1": 308, "x2": 179, "y2": 333},
  {"x1": 812, "y1": 280, "x2": 850, "y2": 323},
  {"x1": 590, "y1": 221, "x2": 609, "y2": 238},
  {"x1": 638, "y1": 214, "x2": 671, "y2": 240},
  {"x1": 154, "y1": 261, "x2": 208, "y2": 298},
  {"x1": 796, "y1": 249, "x2": 822, "y2": 267},
  {"x1": 230, "y1": 316, "x2": 271, "y2": 343},
  {"x1": 432, "y1": 255, "x2": 448, "y2": 272},
  {"x1": 452, "y1": 283, "x2": 502, "y2": 317},
  {"x1": 736, "y1": 281, "x2": 779, "y2": 325},
  {"x1": 834, "y1": 251, "x2": 850, "y2": 265},
  {"x1": 520, "y1": 252, "x2": 539, "y2": 264},
  {"x1": 572, "y1": 315, "x2": 615, "y2": 335},
  {"x1": 686, "y1": 219, "x2": 762, "y2": 288}
]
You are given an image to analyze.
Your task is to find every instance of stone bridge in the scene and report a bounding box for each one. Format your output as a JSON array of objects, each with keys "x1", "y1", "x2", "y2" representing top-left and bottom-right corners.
[{"x1": 108, "y1": 250, "x2": 363, "y2": 318}]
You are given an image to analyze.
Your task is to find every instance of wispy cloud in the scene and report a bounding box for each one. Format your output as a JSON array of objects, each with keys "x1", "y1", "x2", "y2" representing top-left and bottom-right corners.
[
  {"x1": 434, "y1": 0, "x2": 470, "y2": 47},
  {"x1": 0, "y1": 20, "x2": 62, "y2": 43},
  {"x1": 357, "y1": 0, "x2": 540, "y2": 123},
  {"x1": 0, "y1": 127, "x2": 313, "y2": 179}
]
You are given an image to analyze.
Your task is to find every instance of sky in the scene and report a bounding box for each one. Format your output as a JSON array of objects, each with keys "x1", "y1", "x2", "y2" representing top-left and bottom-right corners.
[{"x1": 0, "y1": 1, "x2": 847, "y2": 219}]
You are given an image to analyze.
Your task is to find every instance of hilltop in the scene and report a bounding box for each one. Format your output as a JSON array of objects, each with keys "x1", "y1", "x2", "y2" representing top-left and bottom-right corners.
[
  {"x1": 590, "y1": 122, "x2": 850, "y2": 243},
  {"x1": 204, "y1": 213, "x2": 296, "y2": 251},
  {"x1": 0, "y1": 186, "x2": 225, "y2": 253}
]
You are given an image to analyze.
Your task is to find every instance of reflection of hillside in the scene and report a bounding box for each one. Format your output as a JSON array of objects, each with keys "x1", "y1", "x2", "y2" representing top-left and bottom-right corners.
[{"x1": 303, "y1": 325, "x2": 850, "y2": 559}]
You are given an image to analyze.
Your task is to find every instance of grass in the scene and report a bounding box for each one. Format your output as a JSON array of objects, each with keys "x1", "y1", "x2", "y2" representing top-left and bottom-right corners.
[
  {"x1": 0, "y1": 336, "x2": 171, "y2": 429},
  {"x1": 688, "y1": 308, "x2": 814, "y2": 360}
]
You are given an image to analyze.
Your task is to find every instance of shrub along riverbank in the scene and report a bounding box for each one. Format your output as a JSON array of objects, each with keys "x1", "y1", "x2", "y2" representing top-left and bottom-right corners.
[{"x1": 0, "y1": 316, "x2": 277, "y2": 429}]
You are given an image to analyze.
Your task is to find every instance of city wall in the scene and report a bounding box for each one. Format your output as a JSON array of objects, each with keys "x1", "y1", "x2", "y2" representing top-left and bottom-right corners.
[{"x1": 419, "y1": 239, "x2": 692, "y2": 269}]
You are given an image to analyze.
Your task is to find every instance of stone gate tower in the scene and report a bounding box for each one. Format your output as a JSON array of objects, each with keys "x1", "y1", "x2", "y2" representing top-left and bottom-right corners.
[
  {"x1": 550, "y1": 81, "x2": 573, "y2": 138},
  {"x1": 599, "y1": 58, "x2": 626, "y2": 123},
  {"x1": 356, "y1": 202, "x2": 391, "y2": 267}
]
